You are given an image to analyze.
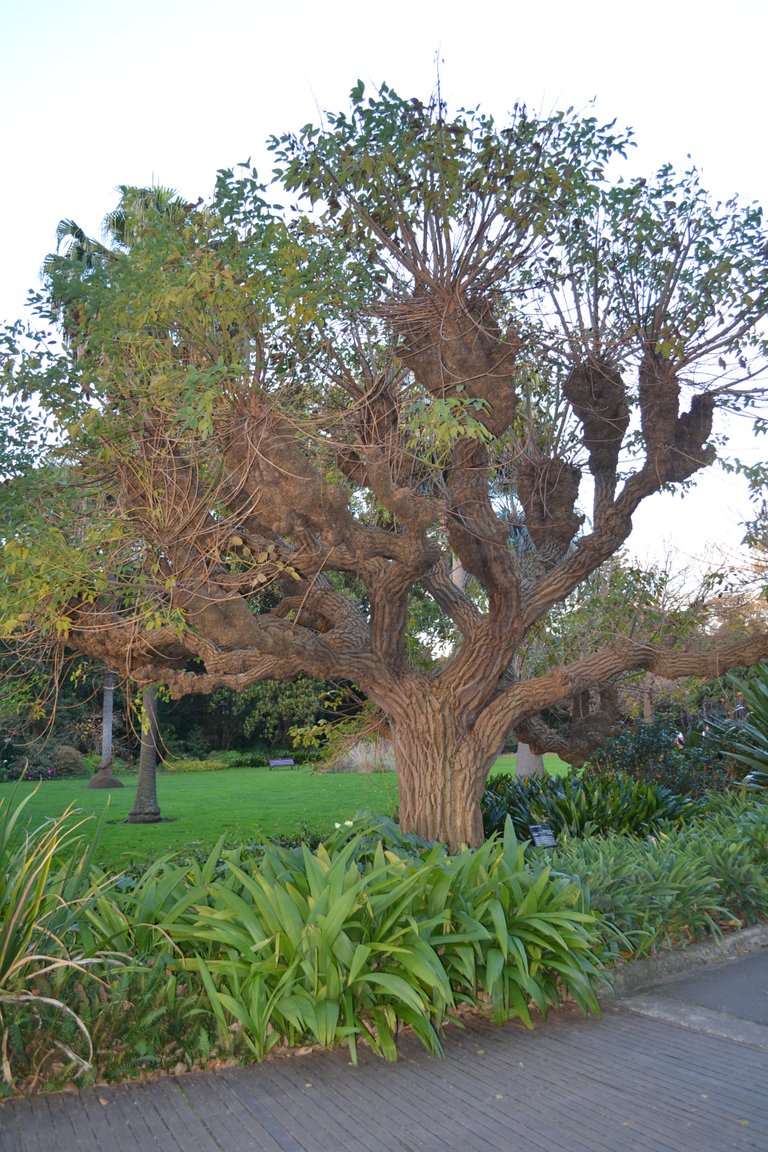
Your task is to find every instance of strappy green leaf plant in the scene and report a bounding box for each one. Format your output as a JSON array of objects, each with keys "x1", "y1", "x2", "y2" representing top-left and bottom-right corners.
[
  {"x1": 709, "y1": 663, "x2": 768, "y2": 789},
  {"x1": 0, "y1": 785, "x2": 114, "y2": 1087},
  {"x1": 483, "y1": 771, "x2": 702, "y2": 842},
  {"x1": 153, "y1": 818, "x2": 604, "y2": 1062},
  {"x1": 550, "y1": 799, "x2": 768, "y2": 957}
]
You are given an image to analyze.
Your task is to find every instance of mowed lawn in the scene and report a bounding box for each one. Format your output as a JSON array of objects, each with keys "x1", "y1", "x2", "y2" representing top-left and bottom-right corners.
[{"x1": 0, "y1": 753, "x2": 567, "y2": 870}]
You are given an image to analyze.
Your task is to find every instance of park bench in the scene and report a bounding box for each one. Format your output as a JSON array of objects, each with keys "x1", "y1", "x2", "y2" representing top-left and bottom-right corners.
[{"x1": 268, "y1": 757, "x2": 297, "y2": 770}]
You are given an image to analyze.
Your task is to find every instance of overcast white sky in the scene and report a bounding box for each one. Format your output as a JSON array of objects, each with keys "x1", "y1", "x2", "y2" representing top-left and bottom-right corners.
[{"x1": 2, "y1": 0, "x2": 766, "y2": 575}]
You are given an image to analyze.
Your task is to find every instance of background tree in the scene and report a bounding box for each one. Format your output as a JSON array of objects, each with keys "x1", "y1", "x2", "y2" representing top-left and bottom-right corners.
[
  {"x1": 2, "y1": 84, "x2": 768, "y2": 848},
  {"x1": 127, "y1": 684, "x2": 161, "y2": 822},
  {"x1": 4, "y1": 187, "x2": 189, "y2": 796},
  {"x1": 210, "y1": 677, "x2": 328, "y2": 750},
  {"x1": 87, "y1": 667, "x2": 125, "y2": 788}
]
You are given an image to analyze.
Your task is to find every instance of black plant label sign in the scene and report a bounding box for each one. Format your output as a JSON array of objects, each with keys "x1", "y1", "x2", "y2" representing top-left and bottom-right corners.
[{"x1": 529, "y1": 823, "x2": 557, "y2": 848}]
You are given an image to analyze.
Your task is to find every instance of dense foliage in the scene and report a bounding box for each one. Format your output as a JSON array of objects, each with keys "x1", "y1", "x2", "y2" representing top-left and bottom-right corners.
[
  {"x1": 482, "y1": 770, "x2": 702, "y2": 840},
  {"x1": 710, "y1": 662, "x2": 768, "y2": 788},
  {"x1": 3, "y1": 783, "x2": 766, "y2": 1096},
  {"x1": 2, "y1": 793, "x2": 603, "y2": 1090},
  {"x1": 585, "y1": 719, "x2": 735, "y2": 796},
  {"x1": 551, "y1": 795, "x2": 768, "y2": 955}
]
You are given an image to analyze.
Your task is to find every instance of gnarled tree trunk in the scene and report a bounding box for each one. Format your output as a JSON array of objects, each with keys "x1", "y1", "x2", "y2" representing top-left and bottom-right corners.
[{"x1": 390, "y1": 695, "x2": 497, "y2": 850}]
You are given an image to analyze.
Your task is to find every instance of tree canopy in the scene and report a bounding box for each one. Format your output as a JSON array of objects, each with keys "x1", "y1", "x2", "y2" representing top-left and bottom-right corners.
[{"x1": 2, "y1": 83, "x2": 768, "y2": 847}]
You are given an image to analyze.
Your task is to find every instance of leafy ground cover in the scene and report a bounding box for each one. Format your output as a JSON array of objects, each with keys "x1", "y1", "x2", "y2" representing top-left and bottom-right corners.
[
  {"x1": 1, "y1": 779, "x2": 765, "y2": 1097},
  {"x1": 550, "y1": 793, "x2": 768, "y2": 956},
  {"x1": 482, "y1": 771, "x2": 703, "y2": 841},
  {"x1": 0, "y1": 754, "x2": 567, "y2": 870},
  {"x1": 1, "y1": 795, "x2": 602, "y2": 1093}
]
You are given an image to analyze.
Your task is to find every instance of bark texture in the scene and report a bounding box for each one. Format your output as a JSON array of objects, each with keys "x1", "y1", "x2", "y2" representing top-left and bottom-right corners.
[
  {"x1": 88, "y1": 670, "x2": 124, "y2": 789},
  {"x1": 391, "y1": 690, "x2": 497, "y2": 848},
  {"x1": 126, "y1": 685, "x2": 161, "y2": 823}
]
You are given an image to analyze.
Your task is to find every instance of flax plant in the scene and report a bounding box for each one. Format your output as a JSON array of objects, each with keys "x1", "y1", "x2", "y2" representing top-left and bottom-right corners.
[{"x1": 0, "y1": 785, "x2": 112, "y2": 1086}]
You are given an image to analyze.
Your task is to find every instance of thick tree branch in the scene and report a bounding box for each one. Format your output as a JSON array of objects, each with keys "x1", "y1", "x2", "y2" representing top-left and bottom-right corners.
[
  {"x1": 420, "y1": 562, "x2": 483, "y2": 639},
  {"x1": 477, "y1": 630, "x2": 768, "y2": 752}
]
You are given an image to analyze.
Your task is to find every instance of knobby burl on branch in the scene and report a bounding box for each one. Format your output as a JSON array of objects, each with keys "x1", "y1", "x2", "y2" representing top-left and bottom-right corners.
[{"x1": 64, "y1": 320, "x2": 766, "y2": 769}]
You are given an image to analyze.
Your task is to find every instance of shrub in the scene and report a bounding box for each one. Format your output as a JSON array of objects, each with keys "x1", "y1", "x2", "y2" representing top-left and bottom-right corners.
[
  {"x1": 586, "y1": 719, "x2": 734, "y2": 796},
  {"x1": 551, "y1": 833, "x2": 728, "y2": 957},
  {"x1": 685, "y1": 794, "x2": 768, "y2": 924},
  {"x1": 321, "y1": 810, "x2": 439, "y2": 864},
  {"x1": 51, "y1": 744, "x2": 89, "y2": 777},
  {"x1": 726, "y1": 796, "x2": 768, "y2": 867},
  {"x1": 1, "y1": 949, "x2": 217, "y2": 1093},
  {"x1": 277, "y1": 745, "x2": 325, "y2": 767},
  {"x1": 226, "y1": 750, "x2": 261, "y2": 769},
  {"x1": 133, "y1": 821, "x2": 606, "y2": 1063},
  {"x1": 5, "y1": 795, "x2": 768, "y2": 1095},
  {"x1": 0, "y1": 787, "x2": 114, "y2": 1091},
  {"x1": 482, "y1": 771, "x2": 701, "y2": 841},
  {"x1": 161, "y1": 757, "x2": 229, "y2": 774},
  {"x1": 708, "y1": 662, "x2": 768, "y2": 789},
  {"x1": 218, "y1": 743, "x2": 271, "y2": 769},
  {"x1": 551, "y1": 795, "x2": 768, "y2": 958},
  {"x1": 61, "y1": 822, "x2": 603, "y2": 1065},
  {"x1": 160, "y1": 724, "x2": 213, "y2": 761},
  {"x1": 83, "y1": 752, "x2": 133, "y2": 775},
  {"x1": 0, "y1": 741, "x2": 56, "y2": 782}
]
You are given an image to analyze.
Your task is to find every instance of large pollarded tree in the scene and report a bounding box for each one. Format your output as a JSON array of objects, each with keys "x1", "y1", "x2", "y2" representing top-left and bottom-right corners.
[{"x1": 3, "y1": 84, "x2": 768, "y2": 848}]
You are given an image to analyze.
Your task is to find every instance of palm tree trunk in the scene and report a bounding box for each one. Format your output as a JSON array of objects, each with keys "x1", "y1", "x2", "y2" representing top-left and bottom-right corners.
[
  {"x1": 515, "y1": 742, "x2": 545, "y2": 778},
  {"x1": 99, "y1": 669, "x2": 115, "y2": 768},
  {"x1": 88, "y1": 668, "x2": 124, "y2": 789},
  {"x1": 127, "y1": 684, "x2": 161, "y2": 822}
]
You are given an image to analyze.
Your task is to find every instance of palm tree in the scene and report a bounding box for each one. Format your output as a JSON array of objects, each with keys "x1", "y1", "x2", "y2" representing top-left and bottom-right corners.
[
  {"x1": 42, "y1": 220, "x2": 110, "y2": 357},
  {"x1": 87, "y1": 667, "x2": 124, "y2": 789},
  {"x1": 44, "y1": 185, "x2": 187, "y2": 333},
  {"x1": 126, "y1": 684, "x2": 161, "y2": 823},
  {"x1": 48, "y1": 186, "x2": 188, "y2": 811},
  {"x1": 102, "y1": 184, "x2": 189, "y2": 249}
]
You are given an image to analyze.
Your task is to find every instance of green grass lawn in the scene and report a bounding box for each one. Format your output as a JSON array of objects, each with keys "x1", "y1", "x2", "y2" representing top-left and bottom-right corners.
[
  {"x1": 490, "y1": 753, "x2": 568, "y2": 778},
  {"x1": 0, "y1": 753, "x2": 568, "y2": 870}
]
